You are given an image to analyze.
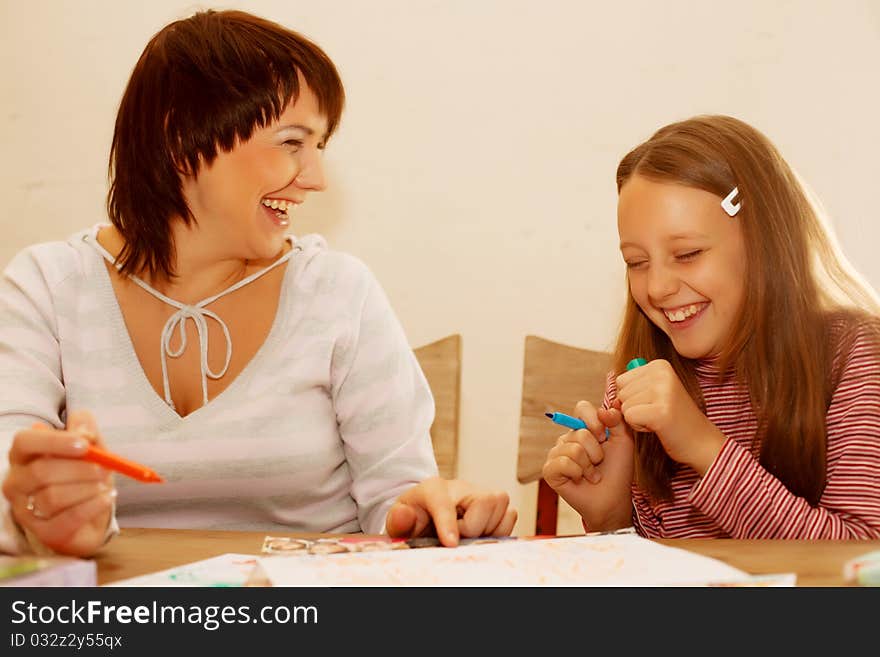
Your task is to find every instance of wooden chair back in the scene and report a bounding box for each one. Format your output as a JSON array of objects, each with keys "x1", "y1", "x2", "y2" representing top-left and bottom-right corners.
[
  {"x1": 517, "y1": 335, "x2": 612, "y2": 534},
  {"x1": 414, "y1": 334, "x2": 462, "y2": 479}
]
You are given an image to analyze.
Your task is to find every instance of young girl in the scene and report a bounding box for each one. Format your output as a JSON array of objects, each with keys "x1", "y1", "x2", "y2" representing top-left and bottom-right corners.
[{"x1": 542, "y1": 115, "x2": 880, "y2": 539}]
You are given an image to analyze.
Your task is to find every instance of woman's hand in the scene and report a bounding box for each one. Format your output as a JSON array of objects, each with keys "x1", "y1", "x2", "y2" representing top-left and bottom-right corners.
[
  {"x1": 385, "y1": 477, "x2": 517, "y2": 546},
  {"x1": 614, "y1": 359, "x2": 726, "y2": 474},
  {"x1": 541, "y1": 400, "x2": 634, "y2": 532},
  {"x1": 2, "y1": 410, "x2": 116, "y2": 557}
]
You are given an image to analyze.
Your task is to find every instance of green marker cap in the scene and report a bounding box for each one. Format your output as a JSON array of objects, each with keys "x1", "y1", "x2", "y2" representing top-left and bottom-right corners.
[{"x1": 626, "y1": 357, "x2": 647, "y2": 371}]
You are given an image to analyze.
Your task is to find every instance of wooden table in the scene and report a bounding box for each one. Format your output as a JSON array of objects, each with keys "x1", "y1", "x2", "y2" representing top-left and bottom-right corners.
[{"x1": 95, "y1": 527, "x2": 878, "y2": 586}]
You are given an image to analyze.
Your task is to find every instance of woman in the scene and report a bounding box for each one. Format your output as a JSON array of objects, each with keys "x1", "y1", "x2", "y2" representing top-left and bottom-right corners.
[{"x1": 0, "y1": 9, "x2": 515, "y2": 557}]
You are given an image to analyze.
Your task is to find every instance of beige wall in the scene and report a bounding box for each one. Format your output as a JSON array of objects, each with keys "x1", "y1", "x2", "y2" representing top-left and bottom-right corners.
[{"x1": 3, "y1": 0, "x2": 879, "y2": 535}]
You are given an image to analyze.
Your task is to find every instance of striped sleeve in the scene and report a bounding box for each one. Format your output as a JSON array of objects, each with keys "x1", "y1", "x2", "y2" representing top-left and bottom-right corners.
[
  {"x1": 601, "y1": 371, "x2": 647, "y2": 534},
  {"x1": 0, "y1": 247, "x2": 66, "y2": 553},
  {"x1": 688, "y1": 323, "x2": 880, "y2": 539},
  {"x1": 331, "y1": 257, "x2": 438, "y2": 535}
]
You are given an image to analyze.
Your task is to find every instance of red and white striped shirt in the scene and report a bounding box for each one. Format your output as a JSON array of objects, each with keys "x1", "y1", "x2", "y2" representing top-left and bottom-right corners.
[{"x1": 605, "y1": 316, "x2": 880, "y2": 539}]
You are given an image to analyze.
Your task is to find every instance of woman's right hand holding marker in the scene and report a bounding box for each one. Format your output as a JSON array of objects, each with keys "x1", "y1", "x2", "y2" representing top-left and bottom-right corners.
[
  {"x1": 541, "y1": 400, "x2": 635, "y2": 532},
  {"x1": 2, "y1": 410, "x2": 116, "y2": 556}
]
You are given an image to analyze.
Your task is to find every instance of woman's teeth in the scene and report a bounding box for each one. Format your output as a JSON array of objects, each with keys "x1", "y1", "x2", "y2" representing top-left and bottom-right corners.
[
  {"x1": 262, "y1": 198, "x2": 293, "y2": 219},
  {"x1": 663, "y1": 304, "x2": 704, "y2": 322}
]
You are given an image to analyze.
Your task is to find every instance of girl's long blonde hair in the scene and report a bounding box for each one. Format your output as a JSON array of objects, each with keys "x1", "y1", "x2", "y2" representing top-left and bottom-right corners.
[{"x1": 614, "y1": 115, "x2": 880, "y2": 504}]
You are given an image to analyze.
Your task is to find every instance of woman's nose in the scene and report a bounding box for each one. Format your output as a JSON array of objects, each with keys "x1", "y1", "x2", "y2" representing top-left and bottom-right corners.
[{"x1": 293, "y1": 152, "x2": 326, "y2": 192}]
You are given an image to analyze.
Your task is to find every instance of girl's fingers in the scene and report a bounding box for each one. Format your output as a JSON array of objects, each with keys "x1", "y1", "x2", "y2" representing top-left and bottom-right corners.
[
  {"x1": 571, "y1": 429, "x2": 605, "y2": 461},
  {"x1": 616, "y1": 376, "x2": 653, "y2": 407},
  {"x1": 619, "y1": 387, "x2": 655, "y2": 411},
  {"x1": 544, "y1": 455, "x2": 600, "y2": 485},
  {"x1": 543, "y1": 455, "x2": 581, "y2": 485},
  {"x1": 597, "y1": 408, "x2": 634, "y2": 439},
  {"x1": 615, "y1": 365, "x2": 659, "y2": 403},
  {"x1": 620, "y1": 404, "x2": 652, "y2": 433},
  {"x1": 573, "y1": 400, "x2": 607, "y2": 443},
  {"x1": 556, "y1": 440, "x2": 601, "y2": 473}
]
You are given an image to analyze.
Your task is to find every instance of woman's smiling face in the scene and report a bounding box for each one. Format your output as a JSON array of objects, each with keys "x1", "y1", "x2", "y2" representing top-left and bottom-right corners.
[
  {"x1": 617, "y1": 174, "x2": 748, "y2": 360},
  {"x1": 180, "y1": 78, "x2": 329, "y2": 260}
]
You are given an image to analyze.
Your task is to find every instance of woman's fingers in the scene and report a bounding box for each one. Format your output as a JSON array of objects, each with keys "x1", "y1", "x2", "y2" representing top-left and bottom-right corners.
[
  {"x1": 8, "y1": 428, "x2": 89, "y2": 465},
  {"x1": 385, "y1": 501, "x2": 433, "y2": 539},
  {"x1": 5, "y1": 457, "x2": 107, "y2": 496},
  {"x1": 66, "y1": 409, "x2": 99, "y2": 435},
  {"x1": 457, "y1": 491, "x2": 510, "y2": 537},
  {"x1": 66, "y1": 410, "x2": 108, "y2": 449},
  {"x1": 491, "y1": 508, "x2": 518, "y2": 537},
  {"x1": 26, "y1": 491, "x2": 115, "y2": 554},
  {"x1": 21, "y1": 480, "x2": 115, "y2": 522},
  {"x1": 390, "y1": 477, "x2": 459, "y2": 545}
]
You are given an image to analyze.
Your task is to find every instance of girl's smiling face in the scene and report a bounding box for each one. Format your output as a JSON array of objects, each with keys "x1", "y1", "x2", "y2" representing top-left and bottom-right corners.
[{"x1": 618, "y1": 174, "x2": 748, "y2": 360}]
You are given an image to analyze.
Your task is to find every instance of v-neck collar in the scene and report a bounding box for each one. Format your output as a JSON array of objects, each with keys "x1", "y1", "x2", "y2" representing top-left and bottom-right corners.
[{"x1": 82, "y1": 225, "x2": 299, "y2": 423}]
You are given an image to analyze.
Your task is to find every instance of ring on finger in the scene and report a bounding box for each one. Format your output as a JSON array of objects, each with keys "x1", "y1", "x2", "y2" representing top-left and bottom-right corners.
[{"x1": 25, "y1": 494, "x2": 46, "y2": 519}]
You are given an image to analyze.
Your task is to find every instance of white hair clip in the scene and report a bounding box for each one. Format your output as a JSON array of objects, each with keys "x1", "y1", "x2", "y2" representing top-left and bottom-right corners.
[{"x1": 721, "y1": 187, "x2": 741, "y2": 217}]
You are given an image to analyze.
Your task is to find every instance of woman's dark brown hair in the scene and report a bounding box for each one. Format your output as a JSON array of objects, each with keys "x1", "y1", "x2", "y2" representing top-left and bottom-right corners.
[
  {"x1": 614, "y1": 115, "x2": 880, "y2": 505},
  {"x1": 107, "y1": 9, "x2": 345, "y2": 281}
]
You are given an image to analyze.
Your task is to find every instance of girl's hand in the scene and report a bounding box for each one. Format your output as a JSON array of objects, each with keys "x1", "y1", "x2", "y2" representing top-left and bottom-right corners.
[
  {"x1": 2, "y1": 410, "x2": 116, "y2": 557},
  {"x1": 615, "y1": 359, "x2": 726, "y2": 474},
  {"x1": 541, "y1": 400, "x2": 634, "y2": 532}
]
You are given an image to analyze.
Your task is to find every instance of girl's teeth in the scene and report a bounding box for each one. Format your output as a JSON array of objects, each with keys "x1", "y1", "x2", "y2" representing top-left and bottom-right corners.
[{"x1": 665, "y1": 304, "x2": 701, "y2": 322}]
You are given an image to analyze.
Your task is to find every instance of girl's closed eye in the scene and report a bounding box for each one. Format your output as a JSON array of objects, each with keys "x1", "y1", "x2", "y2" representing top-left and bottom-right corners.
[
  {"x1": 676, "y1": 249, "x2": 703, "y2": 262},
  {"x1": 625, "y1": 259, "x2": 648, "y2": 270},
  {"x1": 283, "y1": 139, "x2": 303, "y2": 151}
]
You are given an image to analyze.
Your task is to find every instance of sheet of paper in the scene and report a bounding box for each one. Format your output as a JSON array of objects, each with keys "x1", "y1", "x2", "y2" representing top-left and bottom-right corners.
[
  {"x1": 253, "y1": 533, "x2": 759, "y2": 587},
  {"x1": 106, "y1": 553, "x2": 259, "y2": 587}
]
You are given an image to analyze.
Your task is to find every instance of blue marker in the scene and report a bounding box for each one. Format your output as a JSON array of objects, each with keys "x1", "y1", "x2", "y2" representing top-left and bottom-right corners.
[
  {"x1": 543, "y1": 358, "x2": 647, "y2": 439},
  {"x1": 544, "y1": 411, "x2": 587, "y2": 431},
  {"x1": 545, "y1": 412, "x2": 611, "y2": 440}
]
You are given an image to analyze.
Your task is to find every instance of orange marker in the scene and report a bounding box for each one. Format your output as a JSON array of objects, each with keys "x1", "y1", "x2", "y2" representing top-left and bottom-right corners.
[{"x1": 82, "y1": 445, "x2": 165, "y2": 483}]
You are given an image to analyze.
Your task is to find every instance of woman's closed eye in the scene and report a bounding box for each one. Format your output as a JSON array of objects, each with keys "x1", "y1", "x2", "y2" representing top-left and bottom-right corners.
[
  {"x1": 625, "y1": 260, "x2": 648, "y2": 270},
  {"x1": 284, "y1": 139, "x2": 328, "y2": 153}
]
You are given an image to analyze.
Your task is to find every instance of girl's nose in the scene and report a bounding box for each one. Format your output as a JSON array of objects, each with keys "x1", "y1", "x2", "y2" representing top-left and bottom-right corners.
[{"x1": 647, "y1": 263, "x2": 679, "y2": 302}]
